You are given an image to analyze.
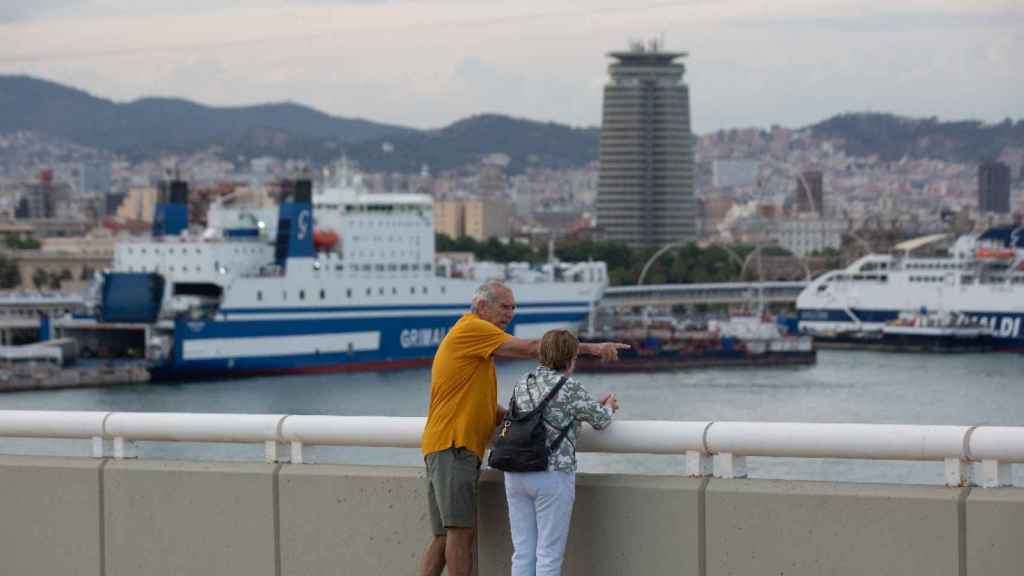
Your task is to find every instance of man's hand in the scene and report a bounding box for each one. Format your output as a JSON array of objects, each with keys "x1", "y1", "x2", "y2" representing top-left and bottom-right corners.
[
  {"x1": 495, "y1": 404, "x2": 507, "y2": 425},
  {"x1": 583, "y1": 341, "x2": 630, "y2": 362}
]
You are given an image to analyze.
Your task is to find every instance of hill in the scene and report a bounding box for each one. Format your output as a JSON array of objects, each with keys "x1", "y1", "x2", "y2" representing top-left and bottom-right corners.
[
  {"x1": 0, "y1": 75, "x2": 414, "y2": 160},
  {"x1": 809, "y1": 113, "x2": 1024, "y2": 163},
  {"x1": 0, "y1": 75, "x2": 600, "y2": 173},
  {"x1": 341, "y1": 114, "x2": 600, "y2": 174}
]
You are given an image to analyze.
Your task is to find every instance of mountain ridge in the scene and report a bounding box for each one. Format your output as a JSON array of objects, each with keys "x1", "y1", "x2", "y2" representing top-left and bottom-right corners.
[{"x1": 2, "y1": 75, "x2": 1021, "y2": 172}]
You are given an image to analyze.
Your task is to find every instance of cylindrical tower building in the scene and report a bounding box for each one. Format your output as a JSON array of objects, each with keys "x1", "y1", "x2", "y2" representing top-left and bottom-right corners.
[{"x1": 596, "y1": 41, "x2": 697, "y2": 249}]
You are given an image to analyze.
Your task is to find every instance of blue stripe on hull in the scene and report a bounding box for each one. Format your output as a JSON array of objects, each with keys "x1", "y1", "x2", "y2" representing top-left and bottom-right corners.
[
  {"x1": 159, "y1": 311, "x2": 587, "y2": 379},
  {"x1": 221, "y1": 301, "x2": 592, "y2": 315}
]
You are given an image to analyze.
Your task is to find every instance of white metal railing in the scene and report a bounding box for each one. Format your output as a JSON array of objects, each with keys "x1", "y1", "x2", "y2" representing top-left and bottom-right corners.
[{"x1": 0, "y1": 411, "x2": 1021, "y2": 488}]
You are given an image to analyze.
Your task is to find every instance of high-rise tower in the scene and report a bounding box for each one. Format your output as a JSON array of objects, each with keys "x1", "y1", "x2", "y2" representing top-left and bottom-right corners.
[
  {"x1": 596, "y1": 40, "x2": 696, "y2": 249},
  {"x1": 978, "y1": 161, "x2": 1011, "y2": 214}
]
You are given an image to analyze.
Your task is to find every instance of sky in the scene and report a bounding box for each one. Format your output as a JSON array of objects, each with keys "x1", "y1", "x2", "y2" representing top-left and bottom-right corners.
[{"x1": 2, "y1": 0, "x2": 1022, "y2": 133}]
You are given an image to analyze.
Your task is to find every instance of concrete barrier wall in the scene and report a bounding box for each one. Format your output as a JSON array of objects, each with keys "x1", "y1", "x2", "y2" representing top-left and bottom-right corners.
[
  {"x1": 277, "y1": 464, "x2": 431, "y2": 575},
  {"x1": 0, "y1": 456, "x2": 103, "y2": 576},
  {"x1": 2, "y1": 454, "x2": 1022, "y2": 575},
  {"x1": 706, "y1": 479, "x2": 965, "y2": 576},
  {"x1": 478, "y1": 471, "x2": 704, "y2": 575},
  {"x1": 965, "y1": 488, "x2": 1024, "y2": 576}
]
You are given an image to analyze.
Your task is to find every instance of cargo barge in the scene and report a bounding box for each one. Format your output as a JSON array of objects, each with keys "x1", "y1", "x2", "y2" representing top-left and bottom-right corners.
[{"x1": 576, "y1": 316, "x2": 816, "y2": 372}]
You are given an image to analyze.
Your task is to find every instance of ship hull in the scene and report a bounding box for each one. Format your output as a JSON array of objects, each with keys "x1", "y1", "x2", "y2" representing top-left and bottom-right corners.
[
  {"x1": 798, "y1": 308, "x2": 1024, "y2": 351},
  {"x1": 149, "y1": 303, "x2": 591, "y2": 380},
  {"x1": 574, "y1": 350, "x2": 816, "y2": 372}
]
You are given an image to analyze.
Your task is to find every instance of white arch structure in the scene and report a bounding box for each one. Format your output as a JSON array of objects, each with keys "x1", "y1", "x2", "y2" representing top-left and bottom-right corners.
[{"x1": 636, "y1": 240, "x2": 747, "y2": 286}]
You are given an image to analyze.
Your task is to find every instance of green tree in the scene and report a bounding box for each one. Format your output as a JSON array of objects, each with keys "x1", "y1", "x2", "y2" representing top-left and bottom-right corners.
[
  {"x1": 0, "y1": 254, "x2": 20, "y2": 289},
  {"x1": 2, "y1": 234, "x2": 40, "y2": 250},
  {"x1": 31, "y1": 268, "x2": 49, "y2": 289}
]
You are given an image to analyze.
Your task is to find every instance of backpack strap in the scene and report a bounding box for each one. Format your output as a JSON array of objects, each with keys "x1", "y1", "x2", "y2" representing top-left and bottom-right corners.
[
  {"x1": 547, "y1": 418, "x2": 575, "y2": 453},
  {"x1": 535, "y1": 376, "x2": 568, "y2": 412},
  {"x1": 508, "y1": 374, "x2": 568, "y2": 421},
  {"x1": 536, "y1": 376, "x2": 574, "y2": 453}
]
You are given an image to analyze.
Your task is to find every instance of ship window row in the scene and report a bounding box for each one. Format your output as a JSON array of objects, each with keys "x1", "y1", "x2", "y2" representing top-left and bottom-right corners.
[
  {"x1": 823, "y1": 274, "x2": 888, "y2": 284},
  {"x1": 980, "y1": 276, "x2": 1013, "y2": 285},
  {"x1": 905, "y1": 262, "x2": 961, "y2": 270},
  {"x1": 126, "y1": 246, "x2": 264, "y2": 256},
  {"x1": 341, "y1": 205, "x2": 425, "y2": 214},
  {"x1": 129, "y1": 247, "x2": 207, "y2": 256},
  {"x1": 351, "y1": 235, "x2": 422, "y2": 243},
  {"x1": 124, "y1": 265, "x2": 206, "y2": 274},
  {"x1": 958, "y1": 272, "x2": 1015, "y2": 282},
  {"x1": 350, "y1": 251, "x2": 420, "y2": 259},
  {"x1": 256, "y1": 284, "x2": 443, "y2": 302},
  {"x1": 327, "y1": 263, "x2": 433, "y2": 274},
  {"x1": 908, "y1": 276, "x2": 944, "y2": 283},
  {"x1": 346, "y1": 219, "x2": 426, "y2": 228}
]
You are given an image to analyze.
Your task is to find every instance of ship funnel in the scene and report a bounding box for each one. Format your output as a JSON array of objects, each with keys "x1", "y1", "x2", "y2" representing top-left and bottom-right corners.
[
  {"x1": 275, "y1": 179, "x2": 314, "y2": 265},
  {"x1": 152, "y1": 180, "x2": 189, "y2": 237}
]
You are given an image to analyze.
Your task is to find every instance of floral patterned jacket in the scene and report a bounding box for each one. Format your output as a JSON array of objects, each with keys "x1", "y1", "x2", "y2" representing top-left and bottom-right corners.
[{"x1": 508, "y1": 365, "x2": 613, "y2": 472}]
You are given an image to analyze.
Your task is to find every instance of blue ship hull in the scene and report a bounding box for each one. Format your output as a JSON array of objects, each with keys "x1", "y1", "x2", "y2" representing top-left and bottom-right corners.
[
  {"x1": 150, "y1": 303, "x2": 590, "y2": 380},
  {"x1": 798, "y1": 308, "x2": 1024, "y2": 350}
]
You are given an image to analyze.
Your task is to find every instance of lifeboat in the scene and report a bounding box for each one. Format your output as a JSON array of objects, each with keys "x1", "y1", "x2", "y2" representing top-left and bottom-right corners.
[
  {"x1": 975, "y1": 247, "x2": 1015, "y2": 261},
  {"x1": 313, "y1": 229, "x2": 339, "y2": 251}
]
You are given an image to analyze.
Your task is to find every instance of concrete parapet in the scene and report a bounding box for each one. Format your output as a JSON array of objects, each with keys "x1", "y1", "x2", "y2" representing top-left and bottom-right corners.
[
  {"x1": 277, "y1": 464, "x2": 430, "y2": 576},
  {"x1": 103, "y1": 460, "x2": 278, "y2": 576},
  {"x1": 706, "y1": 479, "x2": 965, "y2": 576},
  {"x1": 5, "y1": 456, "x2": 1024, "y2": 575},
  {"x1": 0, "y1": 455, "x2": 103, "y2": 576},
  {"x1": 478, "y1": 470, "x2": 704, "y2": 575},
  {"x1": 966, "y1": 487, "x2": 1024, "y2": 576}
]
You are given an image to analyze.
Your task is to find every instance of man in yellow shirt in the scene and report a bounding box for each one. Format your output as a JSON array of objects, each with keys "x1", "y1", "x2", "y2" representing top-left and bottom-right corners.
[{"x1": 419, "y1": 280, "x2": 627, "y2": 576}]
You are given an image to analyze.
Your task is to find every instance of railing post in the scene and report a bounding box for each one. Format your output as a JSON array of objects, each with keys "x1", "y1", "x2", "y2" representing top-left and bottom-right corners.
[
  {"x1": 291, "y1": 441, "x2": 305, "y2": 464},
  {"x1": 91, "y1": 435, "x2": 112, "y2": 458},
  {"x1": 685, "y1": 450, "x2": 712, "y2": 477},
  {"x1": 265, "y1": 441, "x2": 289, "y2": 463},
  {"x1": 980, "y1": 460, "x2": 1012, "y2": 488},
  {"x1": 113, "y1": 437, "x2": 137, "y2": 459},
  {"x1": 944, "y1": 457, "x2": 973, "y2": 487},
  {"x1": 715, "y1": 453, "x2": 747, "y2": 479}
]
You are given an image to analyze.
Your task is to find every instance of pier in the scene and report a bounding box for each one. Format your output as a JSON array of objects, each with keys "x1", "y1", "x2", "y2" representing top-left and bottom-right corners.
[{"x1": 1, "y1": 411, "x2": 1022, "y2": 575}]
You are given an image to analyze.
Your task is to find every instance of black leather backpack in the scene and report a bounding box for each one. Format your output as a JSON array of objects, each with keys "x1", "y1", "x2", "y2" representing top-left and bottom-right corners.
[{"x1": 488, "y1": 374, "x2": 573, "y2": 473}]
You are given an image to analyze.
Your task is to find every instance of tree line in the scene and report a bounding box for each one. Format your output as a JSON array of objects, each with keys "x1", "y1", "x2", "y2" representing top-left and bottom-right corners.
[{"x1": 434, "y1": 234, "x2": 798, "y2": 286}]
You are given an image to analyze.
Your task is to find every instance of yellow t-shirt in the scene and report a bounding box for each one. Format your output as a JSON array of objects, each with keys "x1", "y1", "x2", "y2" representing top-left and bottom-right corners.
[{"x1": 421, "y1": 313, "x2": 514, "y2": 460}]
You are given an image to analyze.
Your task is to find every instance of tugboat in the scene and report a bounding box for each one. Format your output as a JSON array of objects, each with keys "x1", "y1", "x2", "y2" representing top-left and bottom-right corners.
[{"x1": 880, "y1": 310, "x2": 994, "y2": 352}]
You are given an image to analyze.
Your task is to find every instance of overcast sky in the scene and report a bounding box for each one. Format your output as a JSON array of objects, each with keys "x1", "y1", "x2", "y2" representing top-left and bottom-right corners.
[{"x1": 2, "y1": 0, "x2": 1022, "y2": 133}]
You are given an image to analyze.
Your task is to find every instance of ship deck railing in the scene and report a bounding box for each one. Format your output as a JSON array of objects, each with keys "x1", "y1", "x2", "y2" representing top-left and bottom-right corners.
[{"x1": 0, "y1": 411, "x2": 1022, "y2": 488}]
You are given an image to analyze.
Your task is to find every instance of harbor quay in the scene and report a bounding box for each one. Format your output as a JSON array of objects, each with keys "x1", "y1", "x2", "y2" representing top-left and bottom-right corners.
[{"x1": 1, "y1": 411, "x2": 1023, "y2": 575}]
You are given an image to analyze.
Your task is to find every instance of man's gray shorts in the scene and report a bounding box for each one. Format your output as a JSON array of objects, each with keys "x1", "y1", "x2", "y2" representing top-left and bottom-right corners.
[{"x1": 425, "y1": 446, "x2": 481, "y2": 536}]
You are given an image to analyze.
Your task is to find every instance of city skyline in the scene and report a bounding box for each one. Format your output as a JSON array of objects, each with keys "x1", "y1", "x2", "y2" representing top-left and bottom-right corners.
[{"x1": 1, "y1": 1, "x2": 1022, "y2": 133}]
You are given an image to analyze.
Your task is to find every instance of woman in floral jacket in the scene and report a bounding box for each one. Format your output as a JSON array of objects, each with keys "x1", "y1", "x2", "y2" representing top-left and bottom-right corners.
[{"x1": 502, "y1": 329, "x2": 620, "y2": 576}]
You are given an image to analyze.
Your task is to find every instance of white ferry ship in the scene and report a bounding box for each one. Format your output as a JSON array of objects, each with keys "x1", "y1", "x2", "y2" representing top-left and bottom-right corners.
[
  {"x1": 95, "y1": 175, "x2": 607, "y2": 379},
  {"x1": 797, "y1": 227, "x2": 1024, "y2": 350}
]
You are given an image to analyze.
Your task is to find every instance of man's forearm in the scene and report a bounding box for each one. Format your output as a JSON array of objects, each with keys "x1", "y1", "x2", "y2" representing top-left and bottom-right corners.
[{"x1": 494, "y1": 337, "x2": 540, "y2": 359}]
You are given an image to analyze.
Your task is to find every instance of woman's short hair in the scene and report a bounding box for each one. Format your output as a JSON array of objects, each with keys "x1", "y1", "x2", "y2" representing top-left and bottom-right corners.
[{"x1": 539, "y1": 330, "x2": 578, "y2": 372}]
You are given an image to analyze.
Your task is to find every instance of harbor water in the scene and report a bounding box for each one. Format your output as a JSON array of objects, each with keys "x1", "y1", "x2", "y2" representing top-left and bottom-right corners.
[{"x1": 1, "y1": 350, "x2": 1022, "y2": 485}]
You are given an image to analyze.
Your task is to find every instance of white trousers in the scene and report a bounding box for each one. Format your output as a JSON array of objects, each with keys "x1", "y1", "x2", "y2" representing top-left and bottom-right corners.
[{"x1": 504, "y1": 470, "x2": 576, "y2": 576}]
